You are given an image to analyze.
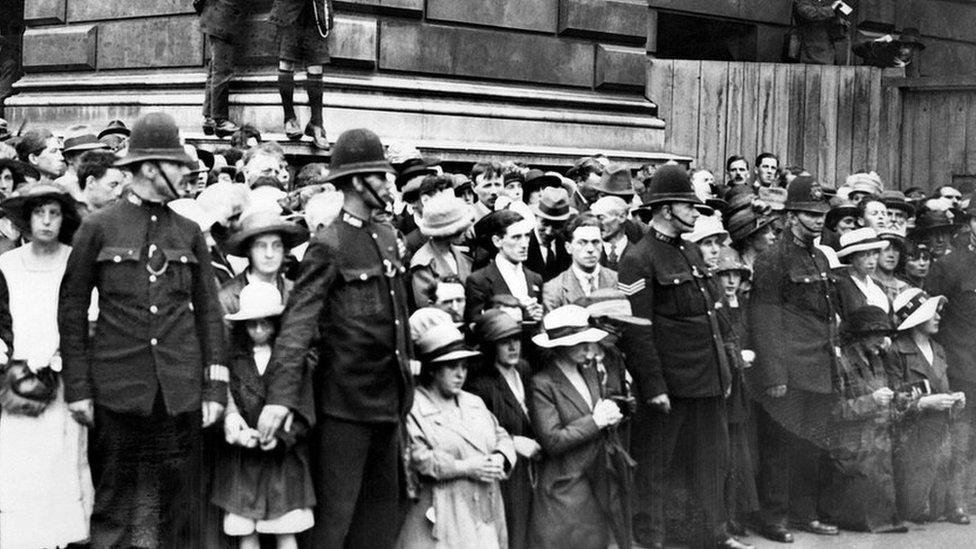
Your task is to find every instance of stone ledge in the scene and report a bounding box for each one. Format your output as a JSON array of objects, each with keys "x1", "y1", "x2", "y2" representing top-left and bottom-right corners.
[
  {"x1": 378, "y1": 21, "x2": 595, "y2": 88},
  {"x1": 558, "y1": 0, "x2": 646, "y2": 44},
  {"x1": 24, "y1": 0, "x2": 66, "y2": 25},
  {"x1": 595, "y1": 44, "x2": 646, "y2": 90},
  {"x1": 426, "y1": 0, "x2": 558, "y2": 34},
  {"x1": 22, "y1": 25, "x2": 97, "y2": 71},
  {"x1": 333, "y1": 0, "x2": 424, "y2": 16}
]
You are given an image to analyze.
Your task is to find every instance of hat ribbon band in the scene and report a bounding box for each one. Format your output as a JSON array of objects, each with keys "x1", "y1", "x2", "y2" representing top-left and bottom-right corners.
[
  {"x1": 895, "y1": 292, "x2": 928, "y2": 324},
  {"x1": 545, "y1": 324, "x2": 591, "y2": 341},
  {"x1": 420, "y1": 340, "x2": 469, "y2": 362}
]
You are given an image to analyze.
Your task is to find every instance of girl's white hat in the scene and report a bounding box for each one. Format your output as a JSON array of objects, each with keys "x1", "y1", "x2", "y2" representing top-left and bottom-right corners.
[
  {"x1": 225, "y1": 282, "x2": 285, "y2": 321},
  {"x1": 532, "y1": 305, "x2": 607, "y2": 348},
  {"x1": 893, "y1": 288, "x2": 946, "y2": 331}
]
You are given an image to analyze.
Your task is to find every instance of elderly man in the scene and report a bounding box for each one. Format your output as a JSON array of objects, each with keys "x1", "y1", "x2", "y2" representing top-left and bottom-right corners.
[
  {"x1": 619, "y1": 165, "x2": 747, "y2": 549},
  {"x1": 591, "y1": 195, "x2": 639, "y2": 271},
  {"x1": 241, "y1": 142, "x2": 288, "y2": 189},
  {"x1": 59, "y1": 113, "x2": 227, "y2": 548},
  {"x1": 748, "y1": 175, "x2": 842, "y2": 542},
  {"x1": 543, "y1": 215, "x2": 617, "y2": 311}
]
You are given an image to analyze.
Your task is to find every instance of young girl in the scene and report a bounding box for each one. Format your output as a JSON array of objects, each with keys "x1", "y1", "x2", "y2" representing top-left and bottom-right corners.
[{"x1": 212, "y1": 282, "x2": 315, "y2": 549}]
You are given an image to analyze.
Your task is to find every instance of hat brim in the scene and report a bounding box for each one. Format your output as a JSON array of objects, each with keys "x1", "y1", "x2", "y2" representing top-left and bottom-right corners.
[
  {"x1": 897, "y1": 295, "x2": 945, "y2": 331},
  {"x1": 531, "y1": 204, "x2": 574, "y2": 222},
  {"x1": 429, "y1": 349, "x2": 482, "y2": 363},
  {"x1": 63, "y1": 142, "x2": 110, "y2": 154},
  {"x1": 325, "y1": 161, "x2": 395, "y2": 182},
  {"x1": 837, "y1": 239, "x2": 889, "y2": 258},
  {"x1": 1, "y1": 189, "x2": 81, "y2": 244},
  {"x1": 532, "y1": 327, "x2": 607, "y2": 348},
  {"x1": 640, "y1": 194, "x2": 703, "y2": 208},
  {"x1": 601, "y1": 313, "x2": 652, "y2": 327},
  {"x1": 482, "y1": 325, "x2": 524, "y2": 343},
  {"x1": 225, "y1": 223, "x2": 310, "y2": 257},
  {"x1": 98, "y1": 127, "x2": 131, "y2": 139},
  {"x1": 786, "y1": 203, "x2": 831, "y2": 214},
  {"x1": 225, "y1": 304, "x2": 286, "y2": 322},
  {"x1": 729, "y1": 215, "x2": 775, "y2": 243},
  {"x1": 115, "y1": 149, "x2": 196, "y2": 167},
  {"x1": 419, "y1": 215, "x2": 473, "y2": 238}
]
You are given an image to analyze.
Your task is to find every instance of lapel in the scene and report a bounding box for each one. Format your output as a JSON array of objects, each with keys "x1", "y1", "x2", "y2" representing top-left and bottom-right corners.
[
  {"x1": 597, "y1": 267, "x2": 617, "y2": 289},
  {"x1": 416, "y1": 388, "x2": 489, "y2": 454},
  {"x1": 453, "y1": 245, "x2": 473, "y2": 280},
  {"x1": 552, "y1": 364, "x2": 594, "y2": 417},
  {"x1": 562, "y1": 269, "x2": 584, "y2": 304},
  {"x1": 493, "y1": 368, "x2": 529, "y2": 420}
]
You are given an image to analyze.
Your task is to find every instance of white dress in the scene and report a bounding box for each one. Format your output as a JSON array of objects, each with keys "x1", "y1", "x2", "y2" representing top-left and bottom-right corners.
[{"x1": 0, "y1": 244, "x2": 94, "y2": 548}]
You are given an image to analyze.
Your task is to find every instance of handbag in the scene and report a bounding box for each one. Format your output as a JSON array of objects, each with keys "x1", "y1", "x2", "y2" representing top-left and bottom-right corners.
[{"x1": 0, "y1": 361, "x2": 59, "y2": 416}]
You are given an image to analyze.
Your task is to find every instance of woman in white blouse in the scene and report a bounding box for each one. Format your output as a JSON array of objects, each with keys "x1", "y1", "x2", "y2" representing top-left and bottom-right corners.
[{"x1": 835, "y1": 227, "x2": 892, "y2": 320}]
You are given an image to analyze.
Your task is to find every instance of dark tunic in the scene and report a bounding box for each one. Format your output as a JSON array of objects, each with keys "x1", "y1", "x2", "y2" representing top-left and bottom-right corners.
[{"x1": 819, "y1": 345, "x2": 902, "y2": 532}]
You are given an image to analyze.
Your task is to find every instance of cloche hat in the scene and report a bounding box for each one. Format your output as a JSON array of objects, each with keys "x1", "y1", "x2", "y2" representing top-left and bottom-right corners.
[
  {"x1": 419, "y1": 194, "x2": 474, "y2": 238},
  {"x1": 224, "y1": 282, "x2": 285, "y2": 321}
]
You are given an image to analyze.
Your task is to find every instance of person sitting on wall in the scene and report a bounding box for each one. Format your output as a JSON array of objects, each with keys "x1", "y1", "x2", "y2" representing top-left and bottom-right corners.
[{"x1": 854, "y1": 27, "x2": 925, "y2": 77}]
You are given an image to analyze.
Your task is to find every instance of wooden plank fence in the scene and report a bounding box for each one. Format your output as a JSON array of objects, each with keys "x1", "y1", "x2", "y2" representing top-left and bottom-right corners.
[{"x1": 647, "y1": 59, "x2": 887, "y2": 189}]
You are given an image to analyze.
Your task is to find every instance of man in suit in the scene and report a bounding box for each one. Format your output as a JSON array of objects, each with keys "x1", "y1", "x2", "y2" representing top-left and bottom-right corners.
[
  {"x1": 543, "y1": 215, "x2": 618, "y2": 312},
  {"x1": 526, "y1": 187, "x2": 573, "y2": 281},
  {"x1": 465, "y1": 209, "x2": 543, "y2": 324},
  {"x1": 618, "y1": 165, "x2": 748, "y2": 549},
  {"x1": 591, "y1": 196, "x2": 639, "y2": 271}
]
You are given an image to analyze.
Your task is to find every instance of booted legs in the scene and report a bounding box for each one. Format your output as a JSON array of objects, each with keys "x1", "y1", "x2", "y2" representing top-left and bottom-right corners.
[
  {"x1": 277, "y1": 61, "x2": 301, "y2": 140},
  {"x1": 304, "y1": 66, "x2": 328, "y2": 150}
]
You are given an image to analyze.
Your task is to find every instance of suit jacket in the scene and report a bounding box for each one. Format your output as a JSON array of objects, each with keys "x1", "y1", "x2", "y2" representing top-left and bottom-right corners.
[
  {"x1": 542, "y1": 266, "x2": 618, "y2": 312},
  {"x1": 409, "y1": 241, "x2": 472, "y2": 308},
  {"x1": 464, "y1": 261, "x2": 542, "y2": 323},
  {"x1": 529, "y1": 362, "x2": 610, "y2": 549},
  {"x1": 526, "y1": 233, "x2": 571, "y2": 282}
]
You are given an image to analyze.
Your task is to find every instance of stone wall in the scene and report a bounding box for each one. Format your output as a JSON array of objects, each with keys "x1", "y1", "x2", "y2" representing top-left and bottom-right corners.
[{"x1": 20, "y1": 0, "x2": 648, "y2": 91}]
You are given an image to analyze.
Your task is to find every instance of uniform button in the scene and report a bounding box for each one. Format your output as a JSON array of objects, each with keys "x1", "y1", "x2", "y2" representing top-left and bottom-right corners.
[
  {"x1": 673, "y1": 278, "x2": 680, "y2": 284},
  {"x1": 360, "y1": 273, "x2": 368, "y2": 281},
  {"x1": 804, "y1": 278, "x2": 810, "y2": 283},
  {"x1": 151, "y1": 215, "x2": 158, "y2": 222},
  {"x1": 149, "y1": 275, "x2": 157, "y2": 283},
  {"x1": 150, "y1": 338, "x2": 158, "y2": 346},
  {"x1": 150, "y1": 305, "x2": 158, "y2": 314},
  {"x1": 113, "y1": 256, "x2": 121, "y2": 263},
  {"x1": 180, "y1": 256, "x2": 188, "y2": 263},
  {"x1": 394, "y1": 319, "x2": 400, "y2": 326}
]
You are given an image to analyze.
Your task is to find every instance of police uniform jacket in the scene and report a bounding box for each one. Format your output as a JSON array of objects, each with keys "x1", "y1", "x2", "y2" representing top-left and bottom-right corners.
[
  {"x1": 749, "y1": 233, "x2": 841, "y2": 394},
  {"x1": 267, "y1": 210, "x2": 413, "y2": 423},
  {"x1": 928, "y1": 241, "x2": 976, "y2": 383},
  {"x1": 59, "y1": 199, "x2": 227, "y2": 416},
  {"x1": 199, "y1": 0, "x2": 248, "y2": 41},
  {"x1": 617, "y1": 227, "x2": 731, "y2": 401}
]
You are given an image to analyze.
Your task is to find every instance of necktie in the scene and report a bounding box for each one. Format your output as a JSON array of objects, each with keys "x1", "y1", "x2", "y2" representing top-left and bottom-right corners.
[
  {"x1": 584, "y1": 274, "x2": 594, "y2": 296},
  {"x1": 608, "y1": 246, "x2": 619, "y2": 265}
]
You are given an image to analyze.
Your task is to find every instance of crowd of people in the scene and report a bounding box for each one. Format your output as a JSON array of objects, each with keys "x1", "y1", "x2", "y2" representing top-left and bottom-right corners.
[{"x1": 0, "y1": 109, "x2": 974, "y2": 549}]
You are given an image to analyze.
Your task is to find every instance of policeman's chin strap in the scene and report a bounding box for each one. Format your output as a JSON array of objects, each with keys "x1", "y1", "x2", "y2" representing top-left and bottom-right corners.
[
  {"x1": 359, "y1": 175, "x2": 388, "y2": 209},
  {"x1": 670, "y1": 207, "x2": 697, "y2": 230},
  {"x1": 154, "y1": 162, "x2": 182, "y2": 200},
  {"x1": 796, "y1": 215, "x2": 823, "y2": 237}
]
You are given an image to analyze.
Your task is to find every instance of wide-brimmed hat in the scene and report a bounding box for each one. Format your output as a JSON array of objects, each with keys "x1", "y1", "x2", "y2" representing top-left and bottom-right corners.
[
  {"x1": 881, "y1": 190, "x2": 915, "y2": 218},
  {"x1": 523, "y1": 169, "x2": 562, "y2": 197},
  {"x1": 225, "y1": 208, "x2": 310, "y2": 256},
  {"x1": 911, "y1": 207, "x2": 958, "y2": 235},
  {"x1": 574, "y1": 288, "x2": 651, "y2": 326},
  {"x1": 893, "y1": 288, "x2": 944, "y2": 331},
  {"x1": 0, "y1": 182, "x2": 81, "y2": 244},
  {"x1": 62, "y1": 126, "x2": 109, "y2": 155},
  {"x1": 532, "y1": 187, "x2": 574, "y2": 221},
  {"x1": 115, "y1": 112, "x2": 195, "y2": 167},
  {"x1": 592, "y1": 163, "x2": 634, "y2": 197},
  {"x1": 325, "y1": 128, "x2": 394, "y2": 182},
  {"x1": 713, "y1": 246, "x2": 752, "y2": 278},
  {"x1": 895, "y1": 27, "x2": 926, "y2": 50},
  {"x1": 785, "y1": 175, "x2": 830, "y2": 214},
  {"x1": 727, "y1": 206, "x2": 775, "y2": 244},
  {"x1": 225, "y1": 282, "x2": 285, "y2": 321},
  {"x1": 0, "y1": 157, "x2": 40, "y2": 186},
  {"x1": 532, "y1": 305, "x2": 608, "y2": 348},
  {"x1": 411, "y1": 307, "x2": 481, "y2": 363},
  {"x1": 837, "y1": 227, "x2": 889, "y2": 258},
  {"x1": 638, "y1": 164, "x2": 702, "y2": 209},
  {"x1": 878, "y1": 229, "x2": 909, "y2": 250},
  {"x1": 98, "y1": 119, "x2": 130, "y2": 140},
  {"x1": 842, "y1": 305, "x2": 894, "y2": 336},
  {"x1": 475, "y1": 309, "x2": 523, "y2": 344},
  {"x1": 826, "y1": 196, "x2": 860, "y2": 230},
  {"x1": 419, "y1": 194, "x2": 474, "y2": 237},
  {"x1": 682, "y1": 214, "x2": 729, "y2": 244}
]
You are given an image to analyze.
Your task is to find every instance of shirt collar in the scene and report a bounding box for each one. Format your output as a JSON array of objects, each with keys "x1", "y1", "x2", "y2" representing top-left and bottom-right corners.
[
  {"x1": 571, "y1": 264, "x2": 600, "y2": 284},
  {"x1": 495, "y1": 253, "x2": 522, "y2": 274}
]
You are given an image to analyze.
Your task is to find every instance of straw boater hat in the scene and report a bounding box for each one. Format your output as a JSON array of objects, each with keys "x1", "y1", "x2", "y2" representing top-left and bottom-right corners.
[
  {"x1": 0, "y1": 182, "x2": 81, "y2": 244},
  {"x1": 682, "y1": 214, "x2": 730, "y2": 244},
  {"x1": 893, "y1": 288, "x2": 945, "y2": 332},
  {"x1": 224, "y1": 282, "x2": 285, "y2": 321},
  {"x1": 225, "y1": 208, "x2": 310, "y2": 257},
  {"x1": 419, "y1": 194, "x2": 474, "y2": 238},
  {"x1": 410, "y1": 307, "x2": 481, "y2": 363},
  {"x1": 836, "y1": 227, "x2": 889, "y2": 259},
  {"x1": 574, "y1": 289, "x2": 651, "y2": 326},
  {"x1": 532, "y1": 305, "x2": 608, "y2": 348},
  {"x1": 475, "y1": 309, "x2": 523, "y2": 344},
  {"x1": 532, "y1": 186, "x2": 575, "y2": 222}
]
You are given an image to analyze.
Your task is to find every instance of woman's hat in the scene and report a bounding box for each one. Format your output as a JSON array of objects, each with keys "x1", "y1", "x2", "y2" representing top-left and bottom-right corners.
[
  {"x1": 410, "y1": 307, "x2": 481, "y2": 363},
  {"x1": 592, "y1": 163, "x2": 635, "y2": 197},
  {"x1": 713, "y1": 246, "x2": 752, "y2": 278},
  {"x1": 574, "y1": 288, "x2": 651, "y2": 326},
  {"x1": 893, "y1": 288, "x2": 945, "y2": 331},
  {"x1": 842, "y1": 305, "x2": 894, "y2": 336},
  {"x1": 224, "y1": 282, "x2": 285, "y2": 321},
  {"x1": 910, "y1": 207, "x2": 958, "y2": 235},
  {"x1": 419, "y1": 194, "x2": 474, "y2": 237},
  {"x1": 225, "y1": 208, "x2": 310, "y2": 257},
  {"x1": 325, "y1": 128, "x2": 394, "y2": 182},
  {"x1": 475, "y1": 309, "x2": 523, "y2": 344},
  {"x1": 845, "y1": 171, "x2": 884, "y2": 197},
  {"x1": 0, "y1": 157, "x2": 40, "y2": 186},
  {"x1": 682, "y1": 214, "x2": 729, "y2": 244},
  {"x1": 532, "y1": 305, "x2": 608, "y2": 348},
  {"x1": 532, "y1": 187, "x2": 574, "y2": 221},
  {"x1": 0, "y1": 182, "x2": 80, "y2": 244},
  {"x1": 114, "y1": 112, "x2": 195, "y2": 167},
  {"x1": 825, "y1": 196, "x2": 859, "y2": 230},
  {"x1": 836, "y1": 227, "x2": 889, "y2": 258},
  {"x1": 726, "y1": 206, "x2": 775, "y2": 244}
]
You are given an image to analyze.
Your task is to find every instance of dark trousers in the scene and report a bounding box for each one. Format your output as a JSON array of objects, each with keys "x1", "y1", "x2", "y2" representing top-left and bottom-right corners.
[
  {"x1": 311, "y1": 416, "x2": 400, "y2": 549},
  {"x1": 756, "y1": 406, "x2": 824, "y2": 526},
  {"x1": 202, "y1": 34, "x2": 236, "y2": 120},
  {"x1": 637, "y1": 395, "x2": 729, "y2": 545},
  {"x1": 90, "y1": 398, "x2": 202, "y2": 549}
]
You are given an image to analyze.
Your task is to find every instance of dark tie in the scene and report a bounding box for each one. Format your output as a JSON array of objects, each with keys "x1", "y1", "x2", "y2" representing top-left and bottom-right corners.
[{"x1": 608, "y1": 247, "x2": 619, "y2": 266}]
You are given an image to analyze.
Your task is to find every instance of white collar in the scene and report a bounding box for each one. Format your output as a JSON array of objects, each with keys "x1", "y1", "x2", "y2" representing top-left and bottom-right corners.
[{"x1": 495, "y1": 253, "x2": 522, "y2": 273}]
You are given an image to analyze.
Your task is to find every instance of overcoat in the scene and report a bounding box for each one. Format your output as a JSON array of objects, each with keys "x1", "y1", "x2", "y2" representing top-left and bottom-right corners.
[
  {"x1": 409, "y1": 241, "x2": 473, "y2": 308},
  {"x1": 396, "y1": 388, "x2": 516, "y2": 549},
  {"x1": 928, "y1": 242, "x2": 976, "y2": 383}
]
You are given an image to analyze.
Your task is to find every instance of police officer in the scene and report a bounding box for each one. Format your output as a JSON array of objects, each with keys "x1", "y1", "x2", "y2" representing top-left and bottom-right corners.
[
  {"x1": 262, "y1": 128, "x2": 413, "y2": 548},
  {"x1": 618, "y1": 165, "x2": 748, "y2": 549},
  {"x1": 59, "y1": 112, "x2": 227, "y2": 548},
  {"x1": 748, "y1": 174, "x2": 842, "y2": 542}
]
